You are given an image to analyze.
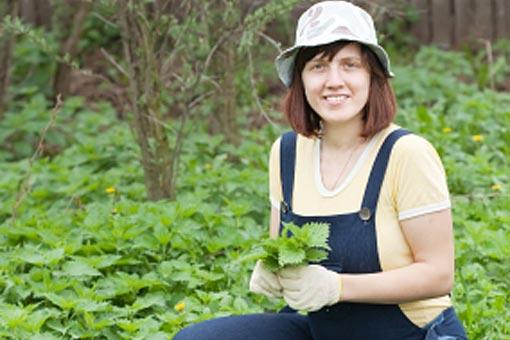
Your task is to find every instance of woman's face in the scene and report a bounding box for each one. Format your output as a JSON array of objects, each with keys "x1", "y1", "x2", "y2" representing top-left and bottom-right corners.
[{"x1": 301, "y1": 43, "x2": 370, "y2": 129}]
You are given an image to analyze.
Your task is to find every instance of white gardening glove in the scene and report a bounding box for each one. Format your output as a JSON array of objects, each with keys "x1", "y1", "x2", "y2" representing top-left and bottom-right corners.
[
  {"x1": 278, "y1": 265, "x2": 342, "y2": 312},
  {"x1": 249, "y1": 260, "x2": 283, "y2": 298}
]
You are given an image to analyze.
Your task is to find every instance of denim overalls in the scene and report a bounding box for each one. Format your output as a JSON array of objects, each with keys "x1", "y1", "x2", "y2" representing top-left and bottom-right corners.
[{"x1": 278, "y1": 129, "x2": 467, "y2": 340}]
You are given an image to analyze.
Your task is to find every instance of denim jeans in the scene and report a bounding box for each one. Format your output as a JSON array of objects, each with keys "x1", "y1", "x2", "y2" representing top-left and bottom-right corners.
[
  {"x1": 173, "y1": 306, "x2": 467, "y2": 340},
  {"x1": 423, "y1": 307, "x2": 467, "y2": 339}
]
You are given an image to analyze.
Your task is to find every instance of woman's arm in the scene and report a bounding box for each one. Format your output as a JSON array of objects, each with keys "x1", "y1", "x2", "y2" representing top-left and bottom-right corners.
[
  {"x1": 269, "y1": 206, "x2": 280, "y2": 239},
  {"x1": 340, "y1": 208, "x2": 454, "y2": 304},
  {"x1": 274, "y1": 206, "x2": 455, "y2": 304}
]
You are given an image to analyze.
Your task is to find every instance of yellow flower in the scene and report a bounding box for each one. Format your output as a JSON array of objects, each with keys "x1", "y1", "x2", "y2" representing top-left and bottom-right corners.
[
  {"x1": 491, "y1": 183, "x2": 502, "y2": 191},
  {"x1": 442, "y1": 127, "x2": 452, "y2": 134},
  {"x1": 471, "y1": 135, "x2": 484, "y2": 142},
  {"x1": 106, "y1": 187, "x2": 116, "y2": 194},
  {"x1": 174, "y1": 302, "x2": 185, "y2": 312}
]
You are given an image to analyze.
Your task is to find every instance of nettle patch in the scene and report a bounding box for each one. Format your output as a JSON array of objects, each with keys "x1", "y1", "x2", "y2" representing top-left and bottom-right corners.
[{"x1": 1, "y1": 47, "x2": 509, "y2": 338}]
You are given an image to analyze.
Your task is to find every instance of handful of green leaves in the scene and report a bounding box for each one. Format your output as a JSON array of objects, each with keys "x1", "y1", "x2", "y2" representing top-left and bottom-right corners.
[{"x1": 259, "y1": 222, "x2": 331, "y2": 272}]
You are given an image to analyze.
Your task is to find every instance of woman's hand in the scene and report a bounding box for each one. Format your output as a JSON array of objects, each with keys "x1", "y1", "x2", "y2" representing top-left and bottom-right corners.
[
  {"x1": 278, "y1": 265, "x2": 342, "y2": 312},
  {"x1": 249, "y1": 260, "x2": 283, "y2": 298}
]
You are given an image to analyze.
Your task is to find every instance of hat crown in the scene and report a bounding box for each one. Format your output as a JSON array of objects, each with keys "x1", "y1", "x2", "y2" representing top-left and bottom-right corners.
[
  {"x1": 274, "y1": 0, "x2": 393, "y2": 87},
  {"x1": 295, "y1": 1, "x2": 377, "y2": 45}
]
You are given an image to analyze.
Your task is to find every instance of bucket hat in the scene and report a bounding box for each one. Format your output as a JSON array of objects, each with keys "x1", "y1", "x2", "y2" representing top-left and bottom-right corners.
[{"x1": 275, "y1": 1, "x2": 393, "y2": 87}]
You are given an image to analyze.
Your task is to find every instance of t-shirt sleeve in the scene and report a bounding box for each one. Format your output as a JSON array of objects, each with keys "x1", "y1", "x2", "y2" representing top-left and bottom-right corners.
[
  {"x1": 390, "y1": 135, "x2": 451, "y2": 220},
  {"x1": 269, "y1": 137, "x2": 283, "y2": 210}
]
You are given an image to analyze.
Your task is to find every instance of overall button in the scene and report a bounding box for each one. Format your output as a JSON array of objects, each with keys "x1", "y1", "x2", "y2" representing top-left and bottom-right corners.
[
  {"x1": 359, "y1": 207, "x2": 372, "y2": 221},
  {"x1": 281, "y1": 201, "x2": 289, "y2": 214}
]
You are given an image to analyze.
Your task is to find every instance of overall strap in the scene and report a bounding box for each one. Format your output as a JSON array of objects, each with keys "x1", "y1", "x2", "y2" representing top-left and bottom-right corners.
[
  {"x1": 280, "y1": 131, "x2": 297, "y2": 213},
  {"x1": 359, "y1": 129, "x2": 410, "y2": 222}
]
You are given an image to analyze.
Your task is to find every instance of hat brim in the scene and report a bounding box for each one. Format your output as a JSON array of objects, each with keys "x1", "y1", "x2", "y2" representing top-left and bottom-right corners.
[{"x1": 275, "y1": 37, "x2": 394, "y2": 88}]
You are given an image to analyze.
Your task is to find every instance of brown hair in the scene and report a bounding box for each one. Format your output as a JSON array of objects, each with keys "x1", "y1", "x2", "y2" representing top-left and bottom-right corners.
[{"x1": 282, "y1": 41, "x2": 396, "y2": 138}]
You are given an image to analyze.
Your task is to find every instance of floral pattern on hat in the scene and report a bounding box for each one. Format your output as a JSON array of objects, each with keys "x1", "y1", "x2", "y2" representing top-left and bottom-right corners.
[{"x1": 275, "y1": 1, "x2": 393, "y2": 87}]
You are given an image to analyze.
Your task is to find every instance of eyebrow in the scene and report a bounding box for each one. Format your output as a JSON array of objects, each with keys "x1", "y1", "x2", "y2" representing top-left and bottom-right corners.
[{"x1": 310, "y1": 55, "x2": 362, "y2": 62}]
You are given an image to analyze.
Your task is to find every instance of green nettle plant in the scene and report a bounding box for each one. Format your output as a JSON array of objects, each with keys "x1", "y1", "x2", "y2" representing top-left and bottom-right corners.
[{"x1": 259, "y1": 222, "x2": 331, "y2": 272}]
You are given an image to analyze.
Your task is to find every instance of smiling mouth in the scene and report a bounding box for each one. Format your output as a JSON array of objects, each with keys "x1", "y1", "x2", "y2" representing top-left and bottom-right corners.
[{"x1": 324, "y1": 95, "x2": 350, "y2": 104}]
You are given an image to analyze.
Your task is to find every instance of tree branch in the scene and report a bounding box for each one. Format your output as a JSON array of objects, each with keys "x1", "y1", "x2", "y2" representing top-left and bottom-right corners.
[
  {"x1": 100, "y1": 48, "x2": 129, "y2": 78},
  {"x1": 11, "y1": 95, "x2": 63, "y2": 222}
]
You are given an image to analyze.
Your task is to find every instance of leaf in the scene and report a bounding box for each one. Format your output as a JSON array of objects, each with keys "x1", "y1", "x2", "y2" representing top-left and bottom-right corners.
[
  {"x1": 195, "y1": 269, "x2": 224, "y2": 282},
  {"x1": 88, "y1": 255, "x2": 122, "y2": 269},
  {"x1": 153, "y1": 223, "x2": 171, "y2": 246},
  {"x1": 117, "y1": 319, "x2": 139, "y2": 333},
  {"x1": 278, "y1": 242, "x2": 305, "y2": 267},
  {"x1": 62, "y1": 260, "x2": 102, "y2": 277},
  {"x1": 158, "y1": 259, "x2": 191, "y2": 278},
  {"x1": 26, "y1": 308, "x2": 61, "y2": 332},
  {"x1": 130, "y1": 293, "x2": 166, "y2": 313},
  {"x1": 28, "y1": 332, "x2": 60, "y2": 340},
  {"x1": 17, "y1": 252, "x2": 45, "y2": 265},
  {"x1": 261, "y1": 239, "x2": 279, "y2": 260},
  {"x1": 306, "y1": 248, "x2": 329, "y2": 262},
  {"x1": 15, "y1": 246, "x2": 65, "y2": 266},
  {"x1": 283, "y1": 223, "x2": 302, "y2": 238},
  {"x1": 75, "y1": 300, "x2": 110, "y2": 313},
  {"x1": 261, "y1": 254, "x2": 280, "y2": 272},
  {"x1": 42, "y1": 292, "x2": 79, "y2": 311},
  {"x1": 307, "y1": 223, "x2": 331, "y2": 250},
  {"x1": 233, "y1": 297, "x2": 249, "y2": 311},
  {"x1": 145, "y1": 332, "x2": 170, "y2": 340}
]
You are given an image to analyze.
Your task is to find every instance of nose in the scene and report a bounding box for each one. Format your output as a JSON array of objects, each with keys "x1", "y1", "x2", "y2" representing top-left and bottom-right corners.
[{"x1": 325, "y1": 66, "x2": 345, "y2": 88}]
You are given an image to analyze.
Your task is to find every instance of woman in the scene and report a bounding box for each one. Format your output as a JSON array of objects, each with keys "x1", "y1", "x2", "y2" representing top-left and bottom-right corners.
[{"x1": 176, "y1": 1, "x2": 467, "y2": 339}]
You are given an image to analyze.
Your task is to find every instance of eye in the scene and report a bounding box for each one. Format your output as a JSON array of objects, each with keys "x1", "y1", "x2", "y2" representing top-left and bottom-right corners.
[
  {"x1": 343, "y1": 60, "x2": 362, "y2": 70},
  {"x1": 308, "y1": 61, "x2": 327, "y2": 71}
]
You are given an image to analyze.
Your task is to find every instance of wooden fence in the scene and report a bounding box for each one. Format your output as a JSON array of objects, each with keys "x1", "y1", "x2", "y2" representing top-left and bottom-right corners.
[
  {"x1": 410, "y1": 0, "x2": 510, "y2": 47},
  {"x1": 13, "y1": 0, "x2": 510, "y2": 49}
]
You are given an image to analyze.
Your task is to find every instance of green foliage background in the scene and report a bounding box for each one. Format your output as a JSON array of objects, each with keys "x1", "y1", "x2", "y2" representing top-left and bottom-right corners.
[{"x1": 1, "y1": 2, "x2": 509, "y2": 339}]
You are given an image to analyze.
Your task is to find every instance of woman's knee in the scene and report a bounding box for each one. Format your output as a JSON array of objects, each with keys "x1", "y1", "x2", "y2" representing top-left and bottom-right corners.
[
  {"x1": 172, "y1": 317, "x2": 236, "y2": 340},
  {"x1": 173, "y1": 326, "x2": 194, "y2": 340},
  {"x1": 172, "y1": 313, "x2": 311, "y2": 340}
]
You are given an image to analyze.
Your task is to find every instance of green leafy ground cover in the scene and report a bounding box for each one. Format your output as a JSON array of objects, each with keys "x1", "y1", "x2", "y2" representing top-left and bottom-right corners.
[{"x1": 0, "y1": 47, "x2": 509, "y2": 338}]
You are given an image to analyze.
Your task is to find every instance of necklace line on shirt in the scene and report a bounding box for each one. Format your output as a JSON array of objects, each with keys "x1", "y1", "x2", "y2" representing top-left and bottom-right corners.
[{"x1": 320, "y1": 139, "x2": 363, "y2": 190}]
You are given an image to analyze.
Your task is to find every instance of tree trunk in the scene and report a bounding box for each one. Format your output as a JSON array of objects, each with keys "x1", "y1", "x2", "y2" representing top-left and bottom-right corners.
[
  {"x1": 19, "y1": 0, "x2": 52, "y2": 30},
  {"x1": 119, "y1": 2, "x2": 176, "y2": 201},
  {"x1": 53, "y1": 1, "x2": 91, "y2": 99},
  {"x1": 217, "y1": 43, "x2": 240, "y2": 145},
  {"x1": 0, "y1": 0, "x2": 18, "y2": 116}
]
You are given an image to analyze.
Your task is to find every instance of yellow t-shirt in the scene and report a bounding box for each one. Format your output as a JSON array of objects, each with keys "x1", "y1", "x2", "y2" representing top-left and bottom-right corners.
[{"x1": 268, "y1": 123, "x2": 452, "y2": 327}]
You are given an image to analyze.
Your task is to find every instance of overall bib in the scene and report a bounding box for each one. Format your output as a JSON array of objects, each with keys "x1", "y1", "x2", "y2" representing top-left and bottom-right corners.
[{"x1": 278, "y1": 129, "x2": 467, "y2": 340}]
